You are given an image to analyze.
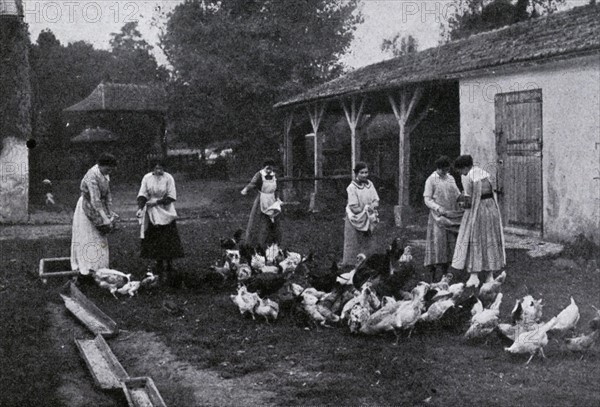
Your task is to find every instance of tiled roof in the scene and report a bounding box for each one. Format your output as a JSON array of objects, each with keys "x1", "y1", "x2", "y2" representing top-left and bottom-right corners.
[
  {"x1": 275, "y1": 4, "x2": 600, "y2": 109},
  {"x1": 64, "y1": 82, "x2": 167, "y2": 113},
  {"x1": 71, "y1": 127, "x2": 119, "y2": 143}
]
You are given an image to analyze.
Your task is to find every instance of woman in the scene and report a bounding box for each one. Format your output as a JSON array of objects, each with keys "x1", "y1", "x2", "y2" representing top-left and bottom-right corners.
[
  {"x1": 423, "y1": 156, "x2": 463, "y2": 282},
  {"x1": 137, "y1": 160, "x2": 184, "y2": 287},
  {"x1": 241, "y1": 158, "x2": 282, "y2": 247},
  {"x1": 71, "y1": 153, "x2": 119, "y2": 275},
  {"x1": 342, "y1": 162, "x2": 380, "y2": 266},
  {"x1": 451, "y1": 155, "x2": 506, "y2": 287}
]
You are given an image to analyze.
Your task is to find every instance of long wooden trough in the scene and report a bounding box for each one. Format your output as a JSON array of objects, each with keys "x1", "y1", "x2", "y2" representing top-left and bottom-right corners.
[
  {"x1": 60, "y1": 282, "x2": 119, "y2": 337},
  {"x1": 122, "y1": 377, "x2": 167, "y2": 407},
  {"x1": 75, "y1": 335, "x2": 129, "y2": 390}
]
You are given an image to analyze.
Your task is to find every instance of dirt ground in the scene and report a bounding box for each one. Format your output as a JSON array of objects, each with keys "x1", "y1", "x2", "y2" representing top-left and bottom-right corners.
[{"x1": 48, "y1": 299, "x2": 278, "y2": 407}]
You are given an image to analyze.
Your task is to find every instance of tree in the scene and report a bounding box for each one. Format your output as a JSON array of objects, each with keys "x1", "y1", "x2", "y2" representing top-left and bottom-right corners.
[
  {"x1": 381, "y1": 34, "x2": 418, "y2": 58},
  {"x1": 442, "y1": 0, "x2": 566, "y2": 42},
  {"x1": 159, "y1": 0, "x2": 362, "y2": 150},
  {"x1": 109, "y1": 22, "x2": 169, "y2": 83}
]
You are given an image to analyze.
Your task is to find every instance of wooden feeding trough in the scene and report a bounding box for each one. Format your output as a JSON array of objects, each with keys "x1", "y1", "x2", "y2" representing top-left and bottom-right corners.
[
  {"x1": 75, "y1": 335, "x2": 129, "y2": 390},
  {"x1": 39, "y1": 257, "x2": 78, "y2": 283},
  {"x1": 122, "y1": 377, "x2": 167, "y2": 407},
  {"x1": 60, "y1": 282, "x2": 119, "y2": 337}
]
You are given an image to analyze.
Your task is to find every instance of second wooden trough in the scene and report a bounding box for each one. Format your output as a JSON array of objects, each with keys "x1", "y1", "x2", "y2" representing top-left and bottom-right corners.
[
  {"x1": 60, "y1": 282, "x2": 119, "y2": 337},
  {"x1": 75, "y1": 335, "x2": 129, "y2": 390},
  {"x1": 122, "y1": 377, "x2": 167, "y2": 407}
]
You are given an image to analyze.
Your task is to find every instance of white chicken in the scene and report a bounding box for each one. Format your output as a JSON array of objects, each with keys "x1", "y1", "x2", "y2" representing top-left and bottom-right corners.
[
  {"x1": 478, "y1": 270, "x2": 506, "y2": 307},
  {"x1": 265, "y1": 243, "x2": 283, "y2": 266},
  {"x1": 92, "y1": 268, "x2": 131, "y2": 298},
  {"x1": 430, "y1": 273, "x2": 453, "y2": 292},
  {"x1": 230, "y1": 285, "x2": 260, "y2": 319},
  {"x1": 254, "y1": 296, "x2": 279, "y2": 322},
  {"x1": 300, "y1": 291, "x2": 340, "y2": 327},
  {"x1": 390, "y1": 282, "x2": 429, "y2": 340},
  {"x1": 464, "y1": 293, "x2": 503, "y2": 340},
  {"x1": 116, "y1": 280, "x2": 141, "y2": 297},
  {"x1": 550, "y1": 296, "x2": 580, "y2": 333},
  {"x1": 340, "y1": 282, "x2": 380, "y2": 321},
  {"x1": 236, "y1": 263, "x2": 253, "y2": 282},
  {"x1": 496, "y1": 295, "x2": 544, "y2": 342},
  {"x1": 505, "y1": 317, "x2": 558, "y2": 364},
  {"x1": 564, "y1": 330, "x2": 599, "y2": 357}
]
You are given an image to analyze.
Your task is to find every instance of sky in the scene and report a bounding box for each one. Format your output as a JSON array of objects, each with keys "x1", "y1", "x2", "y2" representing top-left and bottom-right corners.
[{"x1": 24, "y1": 0, "x2": 584, "y2": 70}]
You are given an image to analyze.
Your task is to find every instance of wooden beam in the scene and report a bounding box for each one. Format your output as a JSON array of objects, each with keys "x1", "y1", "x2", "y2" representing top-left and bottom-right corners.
[
  {"x1": 306, "y1": 103, "x2": 326, "y2": 198},
  {"x1": 341, "y1": 96, "x2": 365, "y2": 171},
  {"x1": 283, "y1": 112, "x2": 294, "y2": 178}
]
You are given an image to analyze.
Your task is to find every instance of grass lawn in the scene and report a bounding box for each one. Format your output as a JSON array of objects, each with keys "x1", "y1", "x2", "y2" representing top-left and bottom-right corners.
[{"x1": 1, "y1": 179, "x2": 599, "y2": 406}]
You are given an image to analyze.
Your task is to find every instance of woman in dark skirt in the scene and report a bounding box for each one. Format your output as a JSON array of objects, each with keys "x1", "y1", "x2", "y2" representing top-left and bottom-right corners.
[{"x1": 136, "y1": 160, "x2": 184, "y2": 287}]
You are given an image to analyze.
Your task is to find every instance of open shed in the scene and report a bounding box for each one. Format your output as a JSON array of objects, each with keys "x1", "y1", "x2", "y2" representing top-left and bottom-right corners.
[{"x1": 275, "y1": 4, "x2": 600, "y2": 243}]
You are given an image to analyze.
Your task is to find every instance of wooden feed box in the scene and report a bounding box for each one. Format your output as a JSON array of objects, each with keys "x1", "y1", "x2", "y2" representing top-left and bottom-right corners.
[
  {"x1": 39, "y1": 257, "x2": 78, "y2": 283},
  {"x1": 122, "y1": 377, "x2": 167, "y2": 407},
  {"x1": 75, "y1": 334, "x2": 129, "y2": 390},
  {"x1": 60, "y1": 282, "x2": 119, "y2": 338}
]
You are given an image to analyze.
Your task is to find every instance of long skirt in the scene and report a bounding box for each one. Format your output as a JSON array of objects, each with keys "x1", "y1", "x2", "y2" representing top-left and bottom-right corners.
[
  {"x1": 140, "y1": 221, "x2": 185, "y2": 260},
  {"x1": 245, "y1": 195, "x2": 281, "y2": 248},
  {"x1": 342, "y1": 217, "x2": 377, "y2": 266},
  {"x1": 455, "y1": 199, "x2": 505, "y2": 273},
  {"x1": 424, "y1": 214, "x2": 458, "y2": 267},
  {"x1": 71, "y1": 196, "x2": 109, "y2": 275}
]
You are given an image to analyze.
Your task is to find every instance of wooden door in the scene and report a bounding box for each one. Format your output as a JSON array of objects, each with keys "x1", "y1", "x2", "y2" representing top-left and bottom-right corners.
[{"x1": 495, "y1": 89, "x2": 543, "y2": 232}]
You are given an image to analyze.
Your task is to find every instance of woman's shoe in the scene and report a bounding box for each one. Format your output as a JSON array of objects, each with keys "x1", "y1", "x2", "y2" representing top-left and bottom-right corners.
[{"x1": 466, "y1": 272, "x2": 480, "y2": 288}]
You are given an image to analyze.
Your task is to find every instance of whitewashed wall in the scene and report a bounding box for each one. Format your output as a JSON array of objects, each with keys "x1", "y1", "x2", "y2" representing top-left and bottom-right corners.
[
  {"x1": 0, "y1": 137, "x2": 29, "y2": 222},
  {"x1": 459, "y1": 54, "x2": 600, "y2": 243}
]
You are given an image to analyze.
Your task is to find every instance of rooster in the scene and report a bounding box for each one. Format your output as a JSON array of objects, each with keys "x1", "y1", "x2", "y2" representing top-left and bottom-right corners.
[{"x1": 505, "y1": 317, "x2": 558, "y2": 364}]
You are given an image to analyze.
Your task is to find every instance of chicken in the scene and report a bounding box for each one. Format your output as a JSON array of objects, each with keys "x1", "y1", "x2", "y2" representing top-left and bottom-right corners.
[
  {"x1": 254, "y1": 296, "x2": 280, "y2": 322},
  {"x1": 398, "y1": 245, "x2": 413, "y2": 263},
  {"x1": 140, "y1": 272, "x2": 159, "y2": 288},
  {"x1": 308, "y1": 261, "x2": 343, "y2": 293},
  {"x1": 224, "y1": 250, "x2": 241, "y2": 269},
  {"x1": 464, "y1": 293, "x2": 503, "y2": 340},
  {"x1": 550, "y1": 296, "x2": 580, "y2": 333},
  {"x1": 419, "y1": 298, "x2": 456, "y2": 323},
  {"x1": 340, "y1": 282, "x2": 380, "y2": 321},
  {"x1": 512, "y1": 295, "x2": 544, "y2": 325},
  {"x1": 430, "y1": 273, "x2": 453, "y2": 292},
  {"x1": 336, "y1": 254, "x2": 366, "y2": 286},
  {"x1": 390, "y1": 282, "x2": 429, "y2": 340},
  {"x1": 220, "y1": 229, "x2": 245, "y2": 250},
  {"x1": 478, "y1": 270, "x2": 506, "y2": 307},
  {"x1": 236, "y1": 263, "x2": 253, "y2": 283},
  {"x1": 265, "y1": 243, "x2": 283, "y2": 266},
  {"x1": 116, "y1": 280, "x2": 141, "y2": 297},
  {"x1": 92, "y1": 268, "x2": 131, "y2": 298},
  {"x1": 230, "y1": 285, "x2": 260, "y2": 319},
  {"x1": 505, "y1": 317, "x2": 558, "y2": 364},
  {"x1": 300, "y1": 291, "x2": 340, "y2": 327},
  {"x1": 564, "y1": 330, "x2": 599, "y2": 357},
  {"x1": 246, "y1": 272, "x2": 286, "y2": 297},
  {"x1": 279, "y1": 251, "x2": 303, "y2": 273},
  {"x1": 251, "y1": 253, "x2": 266, "y2": 271}
]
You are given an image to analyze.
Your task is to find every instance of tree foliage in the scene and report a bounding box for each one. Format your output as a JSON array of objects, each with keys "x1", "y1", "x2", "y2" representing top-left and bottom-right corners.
[
  {"x1": 381, "y1": 34, "x2": 418, "y2": 58},
  {"x1": 443, "y1": 0, "x2": 566, "y2": 41},
  {"x1": 159, "y1": 0, "x2": 362, "y2": 149}
]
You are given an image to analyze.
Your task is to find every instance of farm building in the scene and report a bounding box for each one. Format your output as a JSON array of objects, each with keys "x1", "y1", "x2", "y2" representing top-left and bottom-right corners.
[
  {"x1": 275, "y1": 3, "x2": 600, "y2": 243},
  {"x1": 62, "y1": 81, "x2": 167, "y2": 180}
]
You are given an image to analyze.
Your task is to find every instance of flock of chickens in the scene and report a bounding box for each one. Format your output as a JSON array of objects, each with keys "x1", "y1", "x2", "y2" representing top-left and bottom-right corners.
[{"x1": 223, "y1": 236, "x2": 600, "y2": 364}]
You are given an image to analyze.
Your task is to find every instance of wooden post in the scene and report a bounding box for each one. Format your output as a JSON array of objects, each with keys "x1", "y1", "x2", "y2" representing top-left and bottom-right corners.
[
  {"x1": 307, "y1": 103, "x2": 325, "y2": 211},
  {"x1": 283, "y1": 112, "x2": 294, "y2": 178},
  {"x1": 282, "y1": 112, "x2": 294, "y2": 202},
  {"x1": 388, "y1": 87, "x2": 423, "y2": 226},
  {"x1": 341, "y1": 96, "x2": 365, "y2": 171}
]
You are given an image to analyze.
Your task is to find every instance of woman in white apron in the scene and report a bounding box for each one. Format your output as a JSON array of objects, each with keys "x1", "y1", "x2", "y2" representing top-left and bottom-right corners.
[
  {"x1": 137, "y1": 160, "x2": 184, "y2": 287},
  {"x1": 241, "y1": 158, "x2": 282, "y2": 247}
]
